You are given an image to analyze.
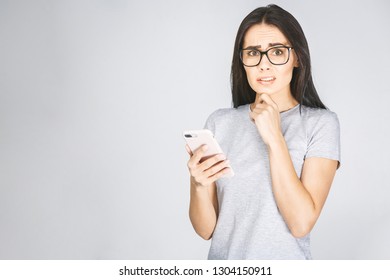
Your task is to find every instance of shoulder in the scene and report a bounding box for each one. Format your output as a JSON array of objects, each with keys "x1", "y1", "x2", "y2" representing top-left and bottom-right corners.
[
  {"x1": 206, "y1": 107, "x2": 234, "y2": 120},
  {"x1": 204, "y1": 105, "x2": 249, "y2": 134},
  {"x1": 302, "y1": 106, "x2": 341, "y2": 164},
  {"x1": 300, "y1": 106, "x2": 340, "y2": 128},
  {"x1": 205, "y1": 105, "x2": 248, "y2": 124},
  {"x1": 299, "y1": 106, "x2": 340, "y2": 145}
]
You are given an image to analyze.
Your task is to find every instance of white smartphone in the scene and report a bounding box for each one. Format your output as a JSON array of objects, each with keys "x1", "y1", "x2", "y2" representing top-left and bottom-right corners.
[{"x1": 183, "y1": 129, "x2": 234, "y2": 177}]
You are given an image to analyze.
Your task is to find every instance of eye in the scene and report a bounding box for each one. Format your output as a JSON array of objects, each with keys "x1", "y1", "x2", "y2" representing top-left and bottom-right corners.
[
  {"x1": 246, "y1": 50, "x2": 260, "y2": 57},
  {"x1": 270, "y1": 48, "x2": 285, "y2": 56}
]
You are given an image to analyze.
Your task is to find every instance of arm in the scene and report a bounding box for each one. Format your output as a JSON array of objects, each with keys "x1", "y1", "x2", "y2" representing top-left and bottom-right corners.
[
  {"x1": 268, "y1": 136, "x2": 338, "y2": 237},
  {"x1": 250, "y1": 93, "x2": 338, "y2": 237},
  {"x1": 189, "y1": 181, "x2": 218, "y2": 240},
  {"x1": 186, "y1": 145, "x2": 230, "y2": 240}
]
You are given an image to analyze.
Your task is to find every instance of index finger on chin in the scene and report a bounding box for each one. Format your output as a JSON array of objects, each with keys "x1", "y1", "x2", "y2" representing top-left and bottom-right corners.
[
  {"x1": 259, "y1": 93, "x2": 278, "y2": 109},
  {"x1": 254, "y1": 93, "x2": 264, "y2": 105}
]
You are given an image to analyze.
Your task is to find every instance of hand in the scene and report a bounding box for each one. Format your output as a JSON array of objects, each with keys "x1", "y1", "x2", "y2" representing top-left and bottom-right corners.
[
  {"x1": 249, "y1": 93, "x2": 282, "y2": 146},
  {"x1": 186, "y1": 144, "x2": 231, "y2": 188}
]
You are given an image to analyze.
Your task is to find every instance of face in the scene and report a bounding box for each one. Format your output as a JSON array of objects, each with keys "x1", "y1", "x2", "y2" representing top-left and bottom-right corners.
[{"x1": 242, "y1": 23, "x2": 298, "y2": 98}]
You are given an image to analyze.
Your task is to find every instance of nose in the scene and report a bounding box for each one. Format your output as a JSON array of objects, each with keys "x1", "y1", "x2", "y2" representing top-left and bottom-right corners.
[{"x1": 258, "y1": 53, "x2": 271, "y2": 71}]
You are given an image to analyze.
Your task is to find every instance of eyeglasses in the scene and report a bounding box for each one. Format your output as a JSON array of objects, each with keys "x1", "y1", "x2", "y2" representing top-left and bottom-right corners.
[{"x1": 240, "y1": 46, "x2": 293, "y2": 67}]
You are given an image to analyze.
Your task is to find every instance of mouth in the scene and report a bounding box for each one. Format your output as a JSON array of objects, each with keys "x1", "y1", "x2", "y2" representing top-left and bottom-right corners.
[{"x1": 257, "y1": 76, "x2": 276, "y2": 84}]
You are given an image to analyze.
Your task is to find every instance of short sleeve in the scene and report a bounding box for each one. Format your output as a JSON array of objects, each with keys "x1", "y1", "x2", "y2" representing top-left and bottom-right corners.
[
  {"x1": 203, "y1": 110, "x2": 218, "y2": 135},
  {"x1": 305, "y1": 111, "x2": 341, "y2": 167}
]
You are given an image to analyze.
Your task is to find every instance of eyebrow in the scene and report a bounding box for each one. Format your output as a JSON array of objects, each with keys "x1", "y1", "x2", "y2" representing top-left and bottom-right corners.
[{"x1": 243, "y1": 42, "x2": 287, "y2": 49}]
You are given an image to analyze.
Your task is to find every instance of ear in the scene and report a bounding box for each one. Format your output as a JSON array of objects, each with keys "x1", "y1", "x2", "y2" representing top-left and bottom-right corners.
[
  {"x1": 294, "y1": 58, "x2": 299, "y2": 68},
  {"x1": 292, "y1": 51, "x2": 299, "y2": 67}
]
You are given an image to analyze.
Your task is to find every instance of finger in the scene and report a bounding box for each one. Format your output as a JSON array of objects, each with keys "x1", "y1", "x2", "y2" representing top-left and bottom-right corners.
[
  {"x1": 259, "y1": 93, "x2": 278, "y2": 110},
  {"x1": 253, "y1": 102, "x2": 268, "y2": 110},
  {"x1": 249, "y1": 111, "x2": 254, "y2": 121},
  {"x1": 197, "y1": 164, "x2": 232, "y2": 186},
  {"x1": 251, "y1": 105, "x2": 268, "y2": 120},
  {"x1": 185, "y1": 144, "x2": 193, "y2": 156},
  {"x1": 207, "y1": 166, "x2": 232, "y2": 182},
  {"x1": 198, "y1": 153, "x2": 226, "y2": 171},
  {"x1": 204, "y1": 159, "x2": 231, "y2": 178},
  {"x1": 249, "y1": 111, "x2": 259, "y2": 122},
  {"x1": 187, "y1": 144, "x2": 208, "y2": 169},
  {"x1": 254, "y1": 93, "x2": 264, "y2": 105}
]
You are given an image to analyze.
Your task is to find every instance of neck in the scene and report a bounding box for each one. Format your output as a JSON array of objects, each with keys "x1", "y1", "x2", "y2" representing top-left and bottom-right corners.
[
  {"x1": 250, "y1": 92, "x2": 298, "y2": 113},
  {"x1": 278, "y1": 99, "x2": 299, "y2": 112}
]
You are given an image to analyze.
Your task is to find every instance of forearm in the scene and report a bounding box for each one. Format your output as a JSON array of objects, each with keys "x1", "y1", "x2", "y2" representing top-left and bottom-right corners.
[
  {"x1": 189, "y1": 180, "x2": 217, "y2": 240},
  {"x1": 267, "y1": 134, "x2": 316, "y2": 237}
]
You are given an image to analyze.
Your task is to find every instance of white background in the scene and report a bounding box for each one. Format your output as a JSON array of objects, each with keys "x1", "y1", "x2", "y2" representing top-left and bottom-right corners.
[{"x1": 0, "y1": 0, "x2": 389, "y2": 259}]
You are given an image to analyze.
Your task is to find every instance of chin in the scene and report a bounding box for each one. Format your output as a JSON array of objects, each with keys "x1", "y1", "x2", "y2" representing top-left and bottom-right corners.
[{"x1": 255, "y1": 88, "x2": 274, "y2": 95}]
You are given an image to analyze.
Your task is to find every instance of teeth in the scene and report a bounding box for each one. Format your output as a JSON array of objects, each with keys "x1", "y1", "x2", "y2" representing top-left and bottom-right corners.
[{"x1": 261, "y1": 77, "x2": 274, "y2": 81}]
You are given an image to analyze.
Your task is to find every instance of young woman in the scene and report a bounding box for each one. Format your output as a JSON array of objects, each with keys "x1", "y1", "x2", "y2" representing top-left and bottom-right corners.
[{"x1": 185, "y1": 4, "x2": 340, "y2": 259}]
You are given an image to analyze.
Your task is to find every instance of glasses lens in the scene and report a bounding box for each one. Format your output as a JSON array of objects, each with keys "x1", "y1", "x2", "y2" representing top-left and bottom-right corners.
[
  {"x1": 241, "y1": 47, "x2": 290, "y2": 66},
  {"x1": 267, "y1": 47, "x2": 289, "y2": 65},
  {"x1": 241, "y1": 49, "x2": 261, "y2": 67}
]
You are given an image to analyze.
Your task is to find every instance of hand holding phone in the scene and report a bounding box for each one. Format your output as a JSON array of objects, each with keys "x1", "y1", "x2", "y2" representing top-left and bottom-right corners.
[{"x1": 183, "y1": 129, "x2": 234, "y2": 178}]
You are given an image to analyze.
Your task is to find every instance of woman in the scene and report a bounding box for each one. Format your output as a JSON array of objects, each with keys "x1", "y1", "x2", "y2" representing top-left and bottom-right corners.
[{"x1": 185, "y1": 4, "x2": 340, "y2": 259}]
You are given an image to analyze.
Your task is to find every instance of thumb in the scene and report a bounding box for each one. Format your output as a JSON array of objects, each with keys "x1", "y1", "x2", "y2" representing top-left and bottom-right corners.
[{"x1": 185, "y1": 144, "x2": 193, "y2": 156}]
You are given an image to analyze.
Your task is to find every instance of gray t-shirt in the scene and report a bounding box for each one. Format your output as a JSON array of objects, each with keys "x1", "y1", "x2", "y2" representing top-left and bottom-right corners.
[{"x1": 204, "y1": 104, "x2": 340, "y2": 260}]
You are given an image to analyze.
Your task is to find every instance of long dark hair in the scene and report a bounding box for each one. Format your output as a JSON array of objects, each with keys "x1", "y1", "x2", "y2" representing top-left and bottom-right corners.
[{"x1": 231, "y1": 4, "x2": 326, "y2": 109}]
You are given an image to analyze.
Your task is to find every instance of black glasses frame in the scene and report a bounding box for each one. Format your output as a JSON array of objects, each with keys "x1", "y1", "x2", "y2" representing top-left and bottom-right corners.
[{"x1": 240, "y1": 46, "x2": 293, "y2": 67}]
